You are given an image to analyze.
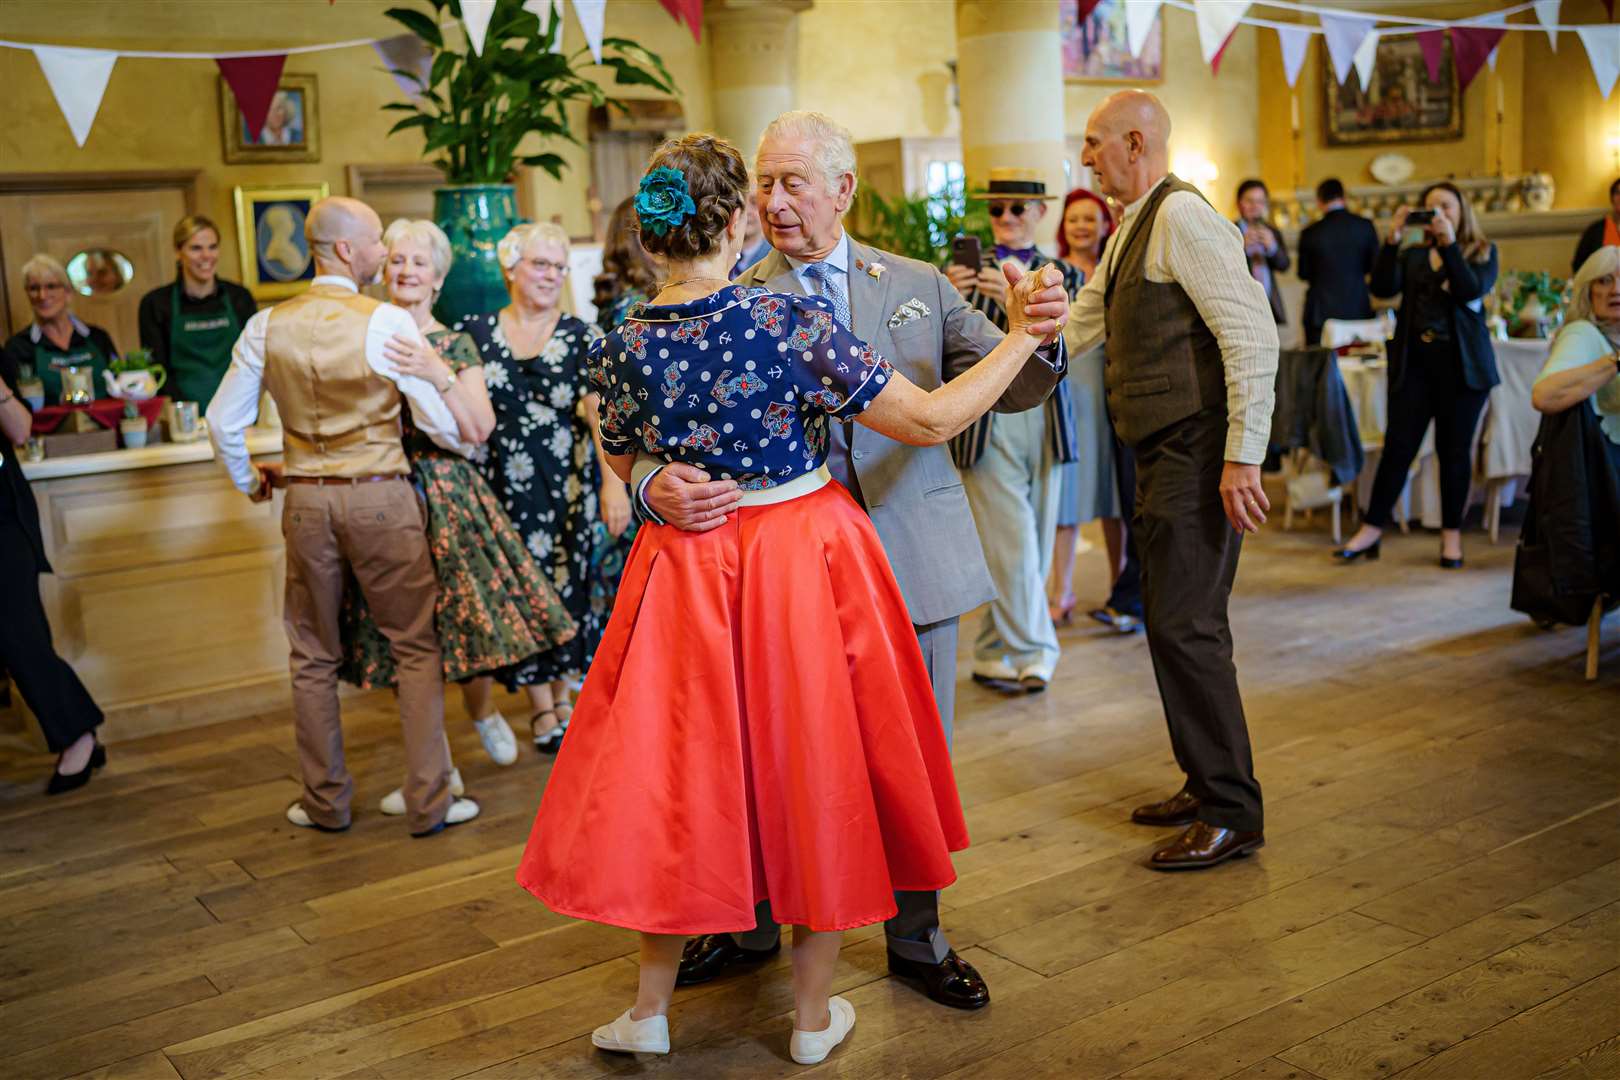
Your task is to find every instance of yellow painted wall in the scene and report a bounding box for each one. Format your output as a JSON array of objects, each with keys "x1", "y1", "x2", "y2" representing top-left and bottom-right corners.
[
  {"x1": 1522, "y1": 0, "x2": 1620, "y2": 208},
  {"x1": 796, "y1": 0, "x2": 961, "y2": 142}
]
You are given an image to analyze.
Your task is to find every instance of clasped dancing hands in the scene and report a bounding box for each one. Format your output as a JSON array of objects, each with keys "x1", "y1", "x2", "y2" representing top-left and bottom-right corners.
[{"x1": 1001, "y1": 263, "x2": 1069, "y2": 344}]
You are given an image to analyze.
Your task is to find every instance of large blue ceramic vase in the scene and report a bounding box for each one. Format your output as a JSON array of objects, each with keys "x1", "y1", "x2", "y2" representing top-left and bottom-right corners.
[{"x1": 433, "y1": 183, "x2": 520, "y2": 323}]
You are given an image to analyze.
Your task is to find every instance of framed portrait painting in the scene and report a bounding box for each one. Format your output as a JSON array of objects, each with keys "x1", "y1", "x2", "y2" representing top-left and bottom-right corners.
[
  {"x1": 1324, "y1": 35, "x2": 1461, "y2": 146},
  {"x1": 233, "y1": 183, "x2": 330, "y2": 301},
  {"x1": 220, "y1": 73, "x2": 321, "y2": 164},
  {"x1": 1062, "y1": 0, "x2": 1163, "y2": 83}
]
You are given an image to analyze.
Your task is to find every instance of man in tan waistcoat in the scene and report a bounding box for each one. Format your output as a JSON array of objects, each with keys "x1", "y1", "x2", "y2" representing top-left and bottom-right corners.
[{"x1": 207, "y1": 196, "x2": 479, "y2": 837}]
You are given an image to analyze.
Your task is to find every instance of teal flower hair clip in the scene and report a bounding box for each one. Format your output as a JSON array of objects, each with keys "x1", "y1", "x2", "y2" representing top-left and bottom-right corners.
[{"x1": 635, "y1": 167, "x2": 697, "y2": 237}]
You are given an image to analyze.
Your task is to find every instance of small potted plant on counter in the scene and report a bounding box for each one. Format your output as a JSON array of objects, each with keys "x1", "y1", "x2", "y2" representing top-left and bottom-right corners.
[
  {"x1": 119, "y1": 400, "x2": 150, "y2": 449},
  {"x1": 104, "y1": 347, "x2": 168, "y2": 400}
]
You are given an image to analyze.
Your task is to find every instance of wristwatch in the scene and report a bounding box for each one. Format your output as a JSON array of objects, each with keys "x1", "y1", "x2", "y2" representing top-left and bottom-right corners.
[{"x1": 435, "y1": 372, "x2": 455, "y2": 394}]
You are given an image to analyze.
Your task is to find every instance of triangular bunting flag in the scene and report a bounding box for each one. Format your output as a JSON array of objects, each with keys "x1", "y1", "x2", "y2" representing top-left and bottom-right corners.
[
  {"x1": 1076, "y1": 0, "x2": 1104, "y2": 22},
  {"x1": 1453, "y1": 26, "x2": 1507, "y2": 92},
  {"x1": 1210, "y1": 30, "x2": 1237, "y2": 76},
  {"x1": 522, "y1": 0, "x2": 565, "y2": 53},
  {"x1": 1533, "y1": 0, "x2": 1560, "y2": 51},
  {"x1": 462, "y1": 0, "x2": 496, "y2": 55},
  {"x1": 217, "y1": 54, "x2": 289, "y2": 142},
  {"x1": 373, "y1": 33, "x2": 433, "y2": 99},
  {"x1": 1479, "y1": 13, "x2": 1508, "y2": 72},
  {"x1": 1416, "y1": 30, "x2": 1446, "y2": 84},
  {"x1": 570, "y1": 0, "x2": 607, "y2": 63},
  {"x1": 1276, "y1": 25, "x2": 1311, "y2": 88},
  {"x1": 1352, "y1": 29, "x2": 1380, "y2": 90},
  {"x1": 1125, "y1": 0, "x2": 1164, "y2": 60},
  {"x1": 33, "y1": 45, "x2": 116, "y2": 148},
  {"x1": 657, "y1": 0, "x2": 702, "y2": 43},
  {"x1": 1576, "y1": 25, "x2": 1620, "y2": 99},
  {"x1": 1320, "y1": 11, "x2": 1375, "y2": 85},
  {"x1": 1195, "y1": 1, "x2": 1250, "y2": 66}
]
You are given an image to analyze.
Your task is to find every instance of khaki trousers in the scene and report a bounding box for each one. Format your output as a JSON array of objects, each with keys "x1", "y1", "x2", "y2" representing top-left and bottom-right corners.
[{"x1": 281, "y1": 477, "x2": 450, "y2": 834}]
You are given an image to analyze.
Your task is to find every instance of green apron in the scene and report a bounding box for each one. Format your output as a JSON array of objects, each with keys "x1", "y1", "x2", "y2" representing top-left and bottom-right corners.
[
  {"x1": 168, "y1": 284, "x2": 241, "y2": 407},
  {"x1": 32, "y1": 332, "x2": 109, "y2": 406}
]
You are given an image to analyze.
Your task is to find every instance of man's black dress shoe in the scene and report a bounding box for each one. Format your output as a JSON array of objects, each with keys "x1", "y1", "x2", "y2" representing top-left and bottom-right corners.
[
  {"x1": 971, "y1": 673, "x2": 1024, "y2": 695},
  {"x1": 675, "y1": 934, "x2": 781, "y2": 986},
  {"x1": 1131, "y1": 787, "x2": 1200, "y2": 827},
  {"x1": 1149, "y1": 821, "x2": 1264, "y2": 871},
  {"x1": 45, "y1": 740, "x2": 106, "y2": 796},
  {"x1": 886, "y1": 948, "x2": 990, "y2": 1010}
]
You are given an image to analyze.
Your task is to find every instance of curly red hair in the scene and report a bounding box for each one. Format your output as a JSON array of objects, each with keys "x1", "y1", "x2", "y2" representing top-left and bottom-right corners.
[{"x1": 1055, "y1": 187, "x2": 1115, "y2": 261}]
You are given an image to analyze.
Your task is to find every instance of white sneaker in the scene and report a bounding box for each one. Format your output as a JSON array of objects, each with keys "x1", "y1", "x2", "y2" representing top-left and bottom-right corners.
[
  {"x1": 379, "y1": 767, "x2": 465, "y2": 816},
  {"x1": 411, "y1": 796, "x2": 481, "y2": 838},
  {"x1": 790, "y1": 996, "x2": 855, "y2": 1065},
  {"x1": 285, "y1": 802, "x2": 348, "y2": 832},
  {"x1": 474, "y1": 712, "x2": 519, "y2": 766},
  {"x1": 590, "y1": 1009, "x2": 670, "y2": 1055}
]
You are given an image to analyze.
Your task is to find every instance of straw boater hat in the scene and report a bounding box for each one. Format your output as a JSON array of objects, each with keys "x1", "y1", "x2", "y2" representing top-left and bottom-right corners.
[{"x1": 969, "y1": 167, "x2": 1058, "y2": 201}]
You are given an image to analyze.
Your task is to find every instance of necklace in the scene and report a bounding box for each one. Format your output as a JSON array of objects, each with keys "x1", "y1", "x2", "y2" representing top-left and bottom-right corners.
[{"x1": 659, "y1": 275, "x2": 731, "y2": 291}]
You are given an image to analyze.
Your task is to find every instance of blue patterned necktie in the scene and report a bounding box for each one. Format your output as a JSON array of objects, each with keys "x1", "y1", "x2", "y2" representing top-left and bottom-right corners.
[{"x1": 802, "y1": 261, "x2": 851, "y2": 330}]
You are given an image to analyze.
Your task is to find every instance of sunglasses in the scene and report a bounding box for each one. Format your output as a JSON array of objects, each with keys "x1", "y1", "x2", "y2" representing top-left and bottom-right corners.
[{"x1": 988, "y1": 202, "x2": 1028, "y2": 219}]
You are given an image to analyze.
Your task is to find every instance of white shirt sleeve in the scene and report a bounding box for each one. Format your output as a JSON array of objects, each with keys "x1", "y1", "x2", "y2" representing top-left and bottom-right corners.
[
  {"x1": 1158, "y1": 193, "x2": 1279, "y2": 464},
  {"x1": 206, "y1": 308, "x2": 271, "y2": 494},
  {"x1": 366, "y1": 304, "x2": 472, "y2": 458},
  {"x1": 1063, "y1": 267, "x2": 1108, "y2": 357}
]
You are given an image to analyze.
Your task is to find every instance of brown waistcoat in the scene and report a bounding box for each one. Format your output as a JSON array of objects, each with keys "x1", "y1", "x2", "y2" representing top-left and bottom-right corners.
[
  {"x1": 263, "y1": 284, "x2": 408, "y2": 477},
  {"x1": 1103, "y1": 176, "x2": 1229, "y2": 447}
]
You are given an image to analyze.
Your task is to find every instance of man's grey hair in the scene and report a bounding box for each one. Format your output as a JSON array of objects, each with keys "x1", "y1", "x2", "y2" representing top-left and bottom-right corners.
[{"x1": 758, "y1": 110, "x2": 858, "y2": 200}]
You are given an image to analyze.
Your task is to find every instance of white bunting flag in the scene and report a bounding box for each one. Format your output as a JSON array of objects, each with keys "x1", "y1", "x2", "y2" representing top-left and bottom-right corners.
[
  {"x1": 33, "y1": 45, "x2": 117, "y2": 147},
  {"x1": 1576, "y1": 24, "x2": 1620, "y2": 99},
  {"x1": 1353, "y1": 28, "x2": 1380, "y2": 89},
  {"x1": 1534, "y1": 0, "x2": 1561, "y2": 51},
  {"x1": 522, "y1": 0, "x2": 566, "y2": 53},
  {"x1": 1195, "y1": 1, "x2": 1250, "y2": 66},
  {"x1": 571, "y1": 0, "x2": 607, "y2": 63},
  {"x1": 1320, "y1": 11, "x2": 1376, "y2": 85},
  {"x1": 1276, "y1": 25, "x2": 1312, "y2": 88},
  {"x1": 1480, "y1": 12, "x2": 1508, "y2": 71},
  {"x1": 1125, "y1": 0, "x2": 1164, "y2": 61},
  {"x1": 463, "y1": 0, "x2": 497, "y2": 55}
]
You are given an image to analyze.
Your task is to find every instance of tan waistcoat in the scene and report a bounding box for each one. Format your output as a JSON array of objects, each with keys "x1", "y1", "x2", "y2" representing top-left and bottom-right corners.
[{"x1": 263, "y1": 284, "x2": 408, "y2": 477}]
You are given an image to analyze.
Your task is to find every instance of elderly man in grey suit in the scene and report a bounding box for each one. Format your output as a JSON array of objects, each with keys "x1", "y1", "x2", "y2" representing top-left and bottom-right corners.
[{"x1": 630, "y1": 111, "x2": 1067, "y2": 1011}]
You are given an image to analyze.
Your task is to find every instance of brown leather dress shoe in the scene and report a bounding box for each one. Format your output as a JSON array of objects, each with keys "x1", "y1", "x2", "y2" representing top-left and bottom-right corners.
[
  {"x1": 1149, "y1": 821, "x2": 1264, "y2": 871},
  {"x1": 1131, "y1": 788, "x2": 1201, "y2": 827}
]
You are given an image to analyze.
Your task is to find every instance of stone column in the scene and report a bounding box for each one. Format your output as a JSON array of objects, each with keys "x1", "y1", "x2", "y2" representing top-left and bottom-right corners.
[
  {"x1": 954, "y1": 0, "x2": 1067, "y2": 245},
  {"x1": 706, "y1": 0, "x2": 813, "y2": 162}
]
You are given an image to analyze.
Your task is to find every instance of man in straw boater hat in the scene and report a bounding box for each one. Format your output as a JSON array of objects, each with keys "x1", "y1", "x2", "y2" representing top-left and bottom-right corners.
[{"x1": 944, "y1": 167, "x2": 1084, "y2": 696}]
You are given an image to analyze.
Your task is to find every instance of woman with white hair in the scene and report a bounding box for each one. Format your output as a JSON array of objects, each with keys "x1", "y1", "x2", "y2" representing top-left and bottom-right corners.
[
  {"x1": 1532, "y1": 245, "x2": 1620, "y2": 461},
  {"x1": 1, "y1": 254, "x2": 119, "y2": 405},
  {"x1": 339, "y1": 220, "x2": 578, "y2": 801},
  {"x1": 454, "y1": 222, "x2": 628, "y2": 752}
]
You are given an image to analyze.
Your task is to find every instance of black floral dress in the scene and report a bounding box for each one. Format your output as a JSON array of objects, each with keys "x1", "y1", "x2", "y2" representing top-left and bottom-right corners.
[
  {"x1": 457, "y1": 312, "x2": 605, "y2": 687},
  {"x1": 590, "y1": 290, "x2": 648, "y2": 622},
  {"x1": 338, "y1": 330, "x2": 577, "y2": 689}
]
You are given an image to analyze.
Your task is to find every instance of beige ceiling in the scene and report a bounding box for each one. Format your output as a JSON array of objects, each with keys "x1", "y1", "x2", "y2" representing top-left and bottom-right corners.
[{"x1": 0, "y1": 0, "x2": 438, "y2": 52}]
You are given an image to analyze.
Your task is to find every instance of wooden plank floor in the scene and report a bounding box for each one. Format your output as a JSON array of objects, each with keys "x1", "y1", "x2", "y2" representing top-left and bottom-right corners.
[{"x1": 2, "y1": 516, "x2": 1616, "y2": 1080}]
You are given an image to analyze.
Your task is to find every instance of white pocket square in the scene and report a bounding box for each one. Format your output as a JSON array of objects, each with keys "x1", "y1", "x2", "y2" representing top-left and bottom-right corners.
[{"x1": 887, "y1": 298, "x2": 932, "y2": 328}]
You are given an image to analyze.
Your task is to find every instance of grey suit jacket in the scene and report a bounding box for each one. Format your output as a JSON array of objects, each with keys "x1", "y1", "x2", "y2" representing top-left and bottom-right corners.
[{"x1": 633, "y1": 234, "x2": 1064, "y2": 627}]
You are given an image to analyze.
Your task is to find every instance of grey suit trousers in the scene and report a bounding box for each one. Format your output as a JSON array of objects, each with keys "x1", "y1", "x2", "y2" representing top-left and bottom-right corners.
[{"x1": 735, "y1": 615, "x2": 958, "y2": 963}]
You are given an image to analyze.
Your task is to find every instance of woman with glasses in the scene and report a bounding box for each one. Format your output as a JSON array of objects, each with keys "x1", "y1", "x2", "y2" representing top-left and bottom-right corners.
[
  {"x1": 454, "y1": 224, "x2": 629, "y2": 751},
  {"x1": 2, "y1": 255, "x2": 119, "y2": 405}
]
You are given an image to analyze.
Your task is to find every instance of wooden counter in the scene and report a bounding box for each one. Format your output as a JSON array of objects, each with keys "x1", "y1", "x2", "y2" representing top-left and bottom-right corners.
[{"x1": 8, "y1": 428, "x2": 291, "y2": 745}]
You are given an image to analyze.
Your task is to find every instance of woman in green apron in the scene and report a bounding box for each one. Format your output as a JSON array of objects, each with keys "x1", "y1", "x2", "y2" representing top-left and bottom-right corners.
[
  {"x1": 137, "y1": 215, "x2": 259, "y2": 408},
  {"x1": 0, "y1": 254, "x2": 118, "y2": 406}
]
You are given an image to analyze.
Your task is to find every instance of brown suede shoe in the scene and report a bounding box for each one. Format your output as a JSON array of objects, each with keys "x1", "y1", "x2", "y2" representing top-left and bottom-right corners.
[
  {"x1": 1149, "y1": 821, "x2": 1264, "y2": 871},
  {"x1": 1131, "y1": 788, "x2": 1201, "y2": 827}
]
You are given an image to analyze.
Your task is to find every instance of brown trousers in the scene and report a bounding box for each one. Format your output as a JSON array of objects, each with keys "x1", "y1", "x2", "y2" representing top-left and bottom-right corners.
[{"x1": 281, "y1": 478, "x2": 450, "y2": 834}]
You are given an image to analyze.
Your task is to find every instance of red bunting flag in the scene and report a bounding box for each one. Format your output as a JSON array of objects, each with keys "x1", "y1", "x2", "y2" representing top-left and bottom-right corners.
[
  {"x1": 658, "y1": 0, "x2": 703, "y2": 43},
  {"x1": 1077, "y1": 0, "x2": 1104, "y2": 20},
  {"x1": 1210, "y1": 29, "x2": 1237, "y2": 76},
  {"x1": 1451, "y1": 25, "x2": 1506, "y2": 93},
  {"x1": 215, "y1": 54, "x2": 288, "y2": 142},
  {"x1": 1416, "y1": 29, "x2": 1446, "y2": 84}
]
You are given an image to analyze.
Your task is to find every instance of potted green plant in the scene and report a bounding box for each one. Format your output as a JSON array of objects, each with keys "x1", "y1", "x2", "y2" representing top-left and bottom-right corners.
[
  {"x1": 119, "y1": 400, "x2": 150, "y2": 449},
  {"x1": 1497, "y1": 270, "x2": 1569, "y2": 339},
  {"x1": 382, "y1": 0, "x2": 676, "y2": 319},
  {"x1": 850, "y1": 178, "x2": 991, "y2": 266},
  {"x1": 104, "y1": 346, "x2": 168, "y2": 401}
]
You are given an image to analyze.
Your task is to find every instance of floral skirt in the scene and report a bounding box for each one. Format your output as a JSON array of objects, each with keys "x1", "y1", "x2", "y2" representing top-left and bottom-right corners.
[{"x1": 339, "y1": 455, "x2": 577, "y2": 689}]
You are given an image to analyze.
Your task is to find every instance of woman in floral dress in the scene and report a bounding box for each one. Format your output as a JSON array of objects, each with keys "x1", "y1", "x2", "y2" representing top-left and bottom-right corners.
[
  {"x1": 456, "y1": 223, "x2": 631, "y2": 752},
  {"x1": 340, "y1": 220, "x2": 577, "y2": 808}
]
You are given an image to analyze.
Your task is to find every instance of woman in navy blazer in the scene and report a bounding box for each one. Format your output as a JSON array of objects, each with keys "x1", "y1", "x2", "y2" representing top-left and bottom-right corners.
[{"x1": 1335, "y1": 181, "x2": 1499, "y2": 569}]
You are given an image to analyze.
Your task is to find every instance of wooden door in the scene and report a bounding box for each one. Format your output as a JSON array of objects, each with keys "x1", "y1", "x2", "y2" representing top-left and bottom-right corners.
[{"x1": 0, "y1": 187, "x2": 188, "y2": 355}]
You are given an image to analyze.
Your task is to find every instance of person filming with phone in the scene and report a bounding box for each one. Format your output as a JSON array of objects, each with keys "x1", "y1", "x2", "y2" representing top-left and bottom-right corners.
[{"x1": 1334, "y1": 181, "x2": 1499, "y2": 569}]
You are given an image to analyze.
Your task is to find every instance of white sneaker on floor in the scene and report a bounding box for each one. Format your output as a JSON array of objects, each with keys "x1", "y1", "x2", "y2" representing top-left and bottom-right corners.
[
  {"x1": 473, "y1": 712, "x2": 519, "y2": 766},
  {"x1": 285, "y1": 802, "x2": 347, "y2": 832},
  {"x1": 790, "y1": 996, "x2": 855, "y2": 1065},
  {"x1": 590, "y1": 1009, "x2": 670, "y2": 1055},
  {"x1": 378, "y1": 767, "x2": 464, "y2": 816}
]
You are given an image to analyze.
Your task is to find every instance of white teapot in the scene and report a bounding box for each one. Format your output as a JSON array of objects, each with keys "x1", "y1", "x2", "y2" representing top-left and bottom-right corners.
[{"x1": 104, "y1": 366, "x2": 167, "y2": 400}]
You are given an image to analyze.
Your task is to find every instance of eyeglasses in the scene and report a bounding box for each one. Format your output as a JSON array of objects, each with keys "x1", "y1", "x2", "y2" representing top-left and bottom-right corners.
[
  {"x1": 989, "y1": 202, "x2": 1028, "y2": 219},
  {"x1": 524, "y1": 258, "x2": 568, "y2": 275}
]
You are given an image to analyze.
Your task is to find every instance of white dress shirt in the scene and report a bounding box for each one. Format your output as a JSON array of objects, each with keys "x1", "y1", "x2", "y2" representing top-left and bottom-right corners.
[
  {"x1": 785, "y1": 230, "x2": 853, "y2": 296},
  {"x1": 1065, "y1": 177, "x2": 1279, "y2": 464},
  {"x1": 206, "y1": 275, "x2": 469, "y2": 493}
]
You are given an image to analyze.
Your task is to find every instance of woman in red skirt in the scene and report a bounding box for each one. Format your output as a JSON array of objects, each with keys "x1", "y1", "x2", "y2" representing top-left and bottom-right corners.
[{"x1": 515, "y1": 134, "x2": 1067, "y2": 1064}]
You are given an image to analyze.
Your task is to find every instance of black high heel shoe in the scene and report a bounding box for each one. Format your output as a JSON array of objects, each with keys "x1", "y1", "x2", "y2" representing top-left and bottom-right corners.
[
  {"x1": 1439, "y1": 555, "x2": 1464, "y2": 569},
  {"x1": 46, "y1": 739, "x2": 106, "y2": 796},
  {"x1": 1332, "y1": 540, "x2": 1380, "y2": 563}
]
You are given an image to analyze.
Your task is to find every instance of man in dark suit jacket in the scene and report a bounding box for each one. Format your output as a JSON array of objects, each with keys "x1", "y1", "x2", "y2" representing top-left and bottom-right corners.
[
  {"x1": 1235, "y1": 178, "x2": 1290, "y2": 326},
  {"x1": 1296, "y1": 177, "x2": 1381, "y2": 346}
]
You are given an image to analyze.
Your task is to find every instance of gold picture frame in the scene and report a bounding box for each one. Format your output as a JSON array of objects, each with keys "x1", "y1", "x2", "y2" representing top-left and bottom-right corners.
[
  {"x1": 233, "y1": 183, "x2": 330, "y2": 301},
  {"x1": 219, "y1": 72, "x2": 321, "y2": 164},
  {"x1": 1323, "y1": 36, "x2": 1462, "y2": 146},
  {"x1": 1062, "y1": 0, "x2": 1164, "y2": 85}
]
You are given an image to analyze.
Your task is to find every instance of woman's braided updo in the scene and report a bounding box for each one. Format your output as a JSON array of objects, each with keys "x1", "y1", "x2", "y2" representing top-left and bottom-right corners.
[{"x1": 634, "y1": 133, "x2": 749, "y2": 262}]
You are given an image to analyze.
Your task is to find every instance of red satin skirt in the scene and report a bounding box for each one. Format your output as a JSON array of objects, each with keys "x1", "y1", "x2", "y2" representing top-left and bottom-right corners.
[{"x1": 515, "y1": 480, "x2": 969, "y2": 934}]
